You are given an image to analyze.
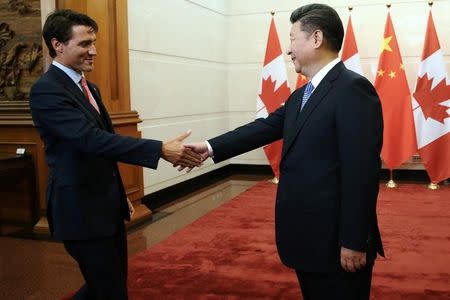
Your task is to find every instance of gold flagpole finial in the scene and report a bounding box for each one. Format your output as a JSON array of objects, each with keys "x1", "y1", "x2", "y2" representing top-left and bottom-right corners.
[
  {"x1": 428, "y1": 1, "x2": 433, "y2": 7},
  {"x1": 271, "y1": 10, "x2": 275, "y2": 16},
  {"x1": 268, "y1": 177, "x2": 279, "y2": 184},
  {"x1": 348, "y1": 6, "x2": 353, "y2": 12},
  {"x1": 386, "y1": 169, "x2": 397, "y2": 188},
  {"x1": 386, "y1": 3, "x2": 391, "y2": 9},
  {"x1": 427, "y1": 182, "x2": 439, "y2": 190}
]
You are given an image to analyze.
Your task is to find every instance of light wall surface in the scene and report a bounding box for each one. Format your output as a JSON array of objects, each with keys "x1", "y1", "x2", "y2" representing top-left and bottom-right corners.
[{"x1": 128, "y1": 0, "x2": 450, "y2": 194}]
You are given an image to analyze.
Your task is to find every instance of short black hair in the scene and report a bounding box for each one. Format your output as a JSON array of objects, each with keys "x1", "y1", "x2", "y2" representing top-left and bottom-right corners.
[
  {"x1": 290, "y1": 4, "x2": 344, "y2": 52},
  {"x1": 42, "y1": 9, "x2": 98, "y2": 58}
]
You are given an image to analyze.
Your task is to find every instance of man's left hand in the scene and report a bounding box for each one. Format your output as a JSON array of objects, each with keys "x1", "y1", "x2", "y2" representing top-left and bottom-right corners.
[{"x1": 340, "y1": 247, "x2": 366, "y2": 272}]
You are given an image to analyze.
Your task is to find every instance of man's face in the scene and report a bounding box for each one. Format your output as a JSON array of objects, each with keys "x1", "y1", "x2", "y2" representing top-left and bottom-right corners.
[
  {"x1": 54, "y1": 25, "x2": 97, "y2": 73},
  {"x1": 286, "y1": 21, "x2": 316, "y2": 76}
]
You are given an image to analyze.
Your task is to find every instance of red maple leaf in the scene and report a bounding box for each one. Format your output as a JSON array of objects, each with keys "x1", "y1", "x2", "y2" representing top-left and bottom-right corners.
[
  {"x1": 413, "y1": 74, "x2": 450, "y2": 124},
  {"x1": 259, "y1": 76, "x2": 291, "y2": 113}
]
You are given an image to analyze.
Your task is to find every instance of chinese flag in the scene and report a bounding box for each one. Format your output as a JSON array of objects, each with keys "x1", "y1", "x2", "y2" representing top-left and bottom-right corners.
[
  {"x1": 412, "y1": 11, "x2": 450, "y2": 183},
  {"x1": 374, "y1": 13, "x2": 417, "y2": 170},
  {"x1": 256, "y1": 18, "x2": 291, "y2": 179},
  {"x1": 341, "y1": 15, "x2": 364, "y2": 76},
  {"x1": 295, "y1": 73, "x2": 308, "y2": 89}
]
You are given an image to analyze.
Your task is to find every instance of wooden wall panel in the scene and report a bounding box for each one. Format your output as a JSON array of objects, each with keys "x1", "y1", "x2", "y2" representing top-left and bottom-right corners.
[
  {"x1": 56, "y1": 0, "x2": 131, "y2": 113},
  {"x1": 0, "y1": 0, "x2": 150, "y2": 234}
]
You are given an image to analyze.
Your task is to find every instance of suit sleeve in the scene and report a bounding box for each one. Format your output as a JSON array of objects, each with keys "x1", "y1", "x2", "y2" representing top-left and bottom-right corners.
[
  {"x1": 209, "y1": 104, "x2": 286, "y2": 163},
  {"x1": 30, "y1": 80, "x2": 162, "y2": 169},
  {"x1": 336, "y1": 77, "x2": 383, "y2": 251}
]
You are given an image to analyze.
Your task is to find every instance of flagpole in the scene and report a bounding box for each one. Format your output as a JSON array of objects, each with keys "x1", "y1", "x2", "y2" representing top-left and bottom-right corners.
[
  {"x1": 267, "y1": 9, "x2": 278, "y2": 185},
  {"x1": 386, "y1": 169, "x2": 397, "y2": 188}
]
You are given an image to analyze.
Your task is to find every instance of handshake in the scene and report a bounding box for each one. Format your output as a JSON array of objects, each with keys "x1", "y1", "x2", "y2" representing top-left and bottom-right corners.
[{"x1": 160, "y1": 129, "x2": 210, "y2": 172}]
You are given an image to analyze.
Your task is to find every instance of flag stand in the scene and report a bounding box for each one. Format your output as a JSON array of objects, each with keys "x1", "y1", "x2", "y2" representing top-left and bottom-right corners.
[
  {"x1": 268, "y1": 177, "x2": 279, "y2": 184},
  {"x1": 427, "y1": 182, "x2": 439, "y2": 190},
  {"x1": 386, "y1": 170, "x2": 397, "y2": 188}
]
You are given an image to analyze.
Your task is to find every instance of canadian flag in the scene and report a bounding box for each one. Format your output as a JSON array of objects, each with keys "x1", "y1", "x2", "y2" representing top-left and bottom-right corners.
[
  {"x1": 374, "y1": 13, "x2": 417, "y2": 170},
  {"x1": 341, "y1": 15, "x2": 364, "y2": 76},
  {"x1": 412, "y1": 11, "x2": 450, "y2": 183},
  {"x1": 256, "y1": 17, "x2": 291, "y2": 179}
]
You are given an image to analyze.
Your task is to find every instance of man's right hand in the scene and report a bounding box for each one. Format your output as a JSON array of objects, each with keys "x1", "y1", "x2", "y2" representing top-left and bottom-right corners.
[
  {"x1": 161, "y1": 130, "x2": 202, "y2": 168},
  {"x1": 175, "y1": 142, "x2": 210, "y2": 172},
  {"x1": 184, "y1": 142, "x2": 210, "y2": 160}
]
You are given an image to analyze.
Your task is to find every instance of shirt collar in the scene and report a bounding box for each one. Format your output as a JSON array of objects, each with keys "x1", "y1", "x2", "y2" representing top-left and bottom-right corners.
[
  {"x1": 52, "y1": 60, "x2": 83, "y2": 86},
  {"x1": 309, "y1": 57, "x2": 341, "y2": 91}
]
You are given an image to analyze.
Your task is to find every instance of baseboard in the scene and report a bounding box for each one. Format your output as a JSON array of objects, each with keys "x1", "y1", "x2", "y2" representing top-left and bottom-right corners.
[
  {"x1": 141, "y1": 164, "x2": 442, "y2": 212},
  {"x1": 141, "y1": 164, "x2": 273, "y2": 211}
]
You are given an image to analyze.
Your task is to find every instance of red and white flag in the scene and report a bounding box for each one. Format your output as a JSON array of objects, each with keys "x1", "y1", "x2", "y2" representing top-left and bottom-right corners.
[
  {"x1": 374, "y1": 13, "x2": 417, "y2": 170},
  {"x1": 341, "y1": 15, "x2": 364, "y2": 76},
  {"x1": 412, "y1": 11, "x2": 450, "y2": 183},
  {"x1": 256, "y1": 17, "x2": 291, "y2": 179}
]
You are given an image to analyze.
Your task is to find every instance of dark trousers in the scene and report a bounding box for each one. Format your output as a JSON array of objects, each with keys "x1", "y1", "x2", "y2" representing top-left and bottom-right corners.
[
  {"x1": 63, "y1": 223, "x2": 128, "y2": 300},
  {"x1": 296, "y1": 264, "x2": 373, "y2": 300}
]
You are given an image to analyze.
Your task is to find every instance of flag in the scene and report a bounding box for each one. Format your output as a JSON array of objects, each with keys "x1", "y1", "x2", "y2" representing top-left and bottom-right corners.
[
  {"x1": 295, "y1": 73, "x2": 308, "y2": 89},
  {"x1": 341, "y1": 15, "x2": 364, "y2": 76},
  {"x1": 374, "y1": 13, "x2": 417, "y2": 170},
  {"x1": 256, "y1": 17, "x2": 291, "y2": 179},
  {"x1": 412, "y1": 11, "x2": 450, "y2": 183}
]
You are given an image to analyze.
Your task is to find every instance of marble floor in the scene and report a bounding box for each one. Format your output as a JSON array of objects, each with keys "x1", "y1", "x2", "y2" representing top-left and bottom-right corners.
[{"x1": 0, "y1": 174, "x2": 269, "y2": 300}]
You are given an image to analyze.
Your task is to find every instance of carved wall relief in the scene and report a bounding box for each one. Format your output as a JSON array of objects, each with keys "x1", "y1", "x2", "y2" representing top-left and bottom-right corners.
[{"x1": 0, "y1": 0, "x2": 42, "y2": 101}]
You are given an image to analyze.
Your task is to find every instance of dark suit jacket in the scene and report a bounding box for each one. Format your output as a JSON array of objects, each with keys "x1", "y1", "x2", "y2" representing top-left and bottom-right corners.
[
  {"x1": 209, "y1": 62, "x2": 384, "y2": 272},
  {"x1": 30, "y1": 65, "x2": 162, "y2": 241}
]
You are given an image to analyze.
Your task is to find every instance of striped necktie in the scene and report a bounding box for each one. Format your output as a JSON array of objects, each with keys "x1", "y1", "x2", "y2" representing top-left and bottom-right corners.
[
  {"x1": 80, "y1": 76, "x2": 100, "y2": 114},
  {"x1": 300, "y1": 81, "x2": 314, "y2": 111}
]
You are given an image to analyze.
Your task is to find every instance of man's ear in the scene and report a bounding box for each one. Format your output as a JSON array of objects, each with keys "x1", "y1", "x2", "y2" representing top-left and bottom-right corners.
[
  {"x1": 312, "y1": 30, "x2": 324, "y2": 49},
  {"x1": 51, "y1": 38, "x2": 64, "y2": 54}
]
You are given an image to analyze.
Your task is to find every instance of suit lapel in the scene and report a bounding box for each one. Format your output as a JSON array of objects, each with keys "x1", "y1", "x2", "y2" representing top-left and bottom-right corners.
[
  {"x1": 48, "y1": 65, "x2": 108, "y2": 130},
  {"x1": 282, "y1": 62, "x2": 344, "y2": 158}
]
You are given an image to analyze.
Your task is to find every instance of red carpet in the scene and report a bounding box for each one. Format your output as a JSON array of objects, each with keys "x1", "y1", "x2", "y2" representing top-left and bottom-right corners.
[
  {"x1": 128, "y1": 181, "x2": 298, "y2": 299},
  {"x1": 372, "y1": 183, "x2": 450, "y2": 299},
  {"x1": 67, "y1": 181, "x2": 450, "y2": 299},
  {"x1": 126, "y1": 181, "x2": 450, "y2": 299}
]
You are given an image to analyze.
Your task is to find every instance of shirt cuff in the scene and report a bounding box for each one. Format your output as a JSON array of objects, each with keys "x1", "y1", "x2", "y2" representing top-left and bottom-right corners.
[{"x1": 205, "y1": 141, "x2": 214, "y2": 158}]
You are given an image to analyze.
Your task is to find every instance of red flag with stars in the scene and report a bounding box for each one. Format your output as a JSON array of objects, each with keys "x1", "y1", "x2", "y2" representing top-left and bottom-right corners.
[
  {"x1": 412, "y1": 11, "x2": 450, "y2": 183},
  {"x1": 256, "y1": 17, "x2": 291, "y2": 179},
  {"x1": 374, "y1": 13, "x2": 417, "y2": 170},
  {"x1": 295, "y1": 73, "x2": 308, "y2": 89}
]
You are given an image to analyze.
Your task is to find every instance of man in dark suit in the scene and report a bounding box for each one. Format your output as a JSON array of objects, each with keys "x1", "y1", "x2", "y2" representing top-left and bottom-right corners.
[
  {"x1": 29, "y1": 9, "x2": 201, "y2": 299},
  {"x1": 184, "y1": 4, "x2": 384, "y2": 300}
]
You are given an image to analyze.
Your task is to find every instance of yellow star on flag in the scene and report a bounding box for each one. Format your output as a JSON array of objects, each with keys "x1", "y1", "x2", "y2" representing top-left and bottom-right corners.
[
  {"x1": 399, "y1": 63, "x2": 404, "y2": 70},
  {"x1": 301, "y1": 74, "x2": 306, "y2": 80},
  {"x1": 378, "y1": 69, "x2": 385, "y2": 77},
  {"x1": 388, "y1": 71, "x2": 396, "y2": 78},
  {"x1": 381, "y1": 36, "x2": 393, "y2": 53}
]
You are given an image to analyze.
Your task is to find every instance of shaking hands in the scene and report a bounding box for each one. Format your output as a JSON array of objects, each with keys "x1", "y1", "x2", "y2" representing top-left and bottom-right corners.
[
  {"x1": 161, "y1": 130, "x2": 204, "y2": 168},
  {"x1": 161, "y1": 130, "x2": 210, "y2": 172},
  {"x1": 178, "y1": 141, "x2": 210, "y2": 172}
]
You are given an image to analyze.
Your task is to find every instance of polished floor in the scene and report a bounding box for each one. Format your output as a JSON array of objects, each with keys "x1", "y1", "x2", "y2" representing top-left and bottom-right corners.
[{"x1": 0, "y1": 175, "x2": 269, "y2": 300}]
